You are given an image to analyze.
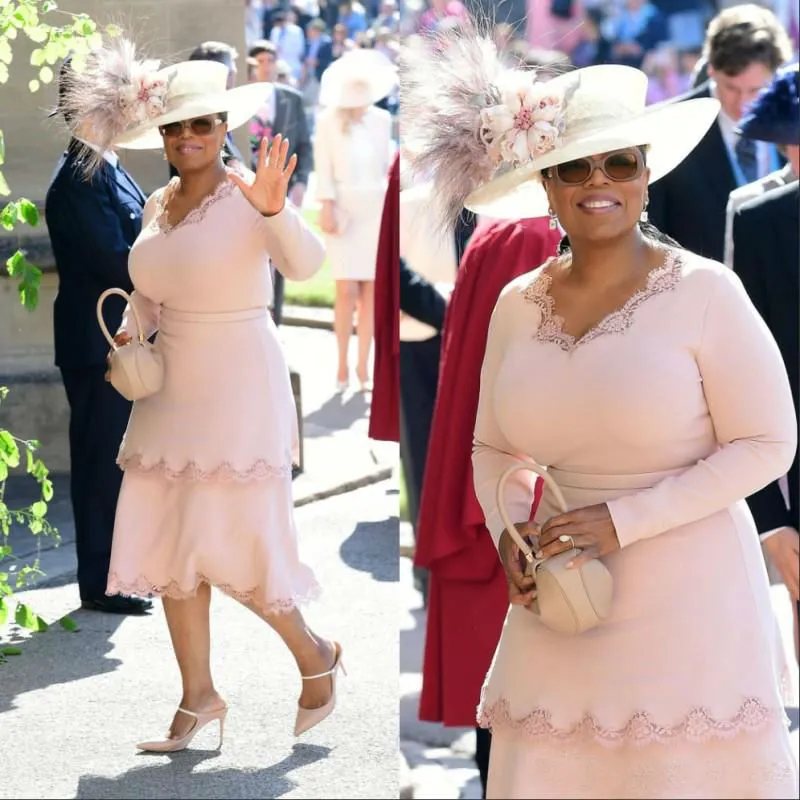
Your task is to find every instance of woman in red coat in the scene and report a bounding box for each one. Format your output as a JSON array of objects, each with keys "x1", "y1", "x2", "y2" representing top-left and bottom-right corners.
[
  {"x1": 414, "y1": 216, "x2": 560, "y2": 795},
  {"x1": 368, "y1": 154, "x2": 400, "y2": 443}
]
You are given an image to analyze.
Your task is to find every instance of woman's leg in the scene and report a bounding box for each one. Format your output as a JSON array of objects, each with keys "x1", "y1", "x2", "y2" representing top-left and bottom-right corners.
[
  {"x1": 242, "y1": 601, "x2": 337, "y2": 709},
  {"x1": 334, "y1": 280, "x2": 357, "y2": 384},
  {"x1": 355, "y1": 280, "x2": 375, "y2": 384},
  {"x1": 162, "y1": 582, "x2": 225, "y2": 737}
]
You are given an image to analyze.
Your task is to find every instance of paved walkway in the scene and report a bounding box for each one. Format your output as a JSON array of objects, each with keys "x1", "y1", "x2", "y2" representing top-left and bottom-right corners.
[{"x1": 0, "y1": 484, "x2": 399, "y2": 800}]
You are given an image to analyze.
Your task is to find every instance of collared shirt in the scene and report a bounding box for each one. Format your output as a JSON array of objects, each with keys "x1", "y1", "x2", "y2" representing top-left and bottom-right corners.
[
  {"x1": 75, "y1": 136, "x2": 119, "y2": 168},
  {"x1": 710, "y1": 82, "x2": 770, "y2": 181}
]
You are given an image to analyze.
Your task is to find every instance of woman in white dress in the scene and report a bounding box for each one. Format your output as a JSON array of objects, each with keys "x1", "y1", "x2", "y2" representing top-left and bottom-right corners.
[{"x1": 315, "y1": 50, "x2": 396, "y2": 391}]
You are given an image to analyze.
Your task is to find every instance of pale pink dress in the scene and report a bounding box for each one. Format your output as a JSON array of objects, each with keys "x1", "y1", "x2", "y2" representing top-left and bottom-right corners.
[
  {"x1": 473, "y1": 249, "x2": 799, "y2": 798},
  {"x1": 106, "y1": 169, "x2": 325, "y2": 614}
]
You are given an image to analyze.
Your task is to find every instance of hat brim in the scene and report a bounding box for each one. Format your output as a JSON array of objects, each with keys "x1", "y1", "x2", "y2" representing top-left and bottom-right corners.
[
  {"x1": 464, "y1": 97, "x2": 720, "y2": 219},
  {"x1": 114, "y1": 82, "x2": 272, "y2": 149}
]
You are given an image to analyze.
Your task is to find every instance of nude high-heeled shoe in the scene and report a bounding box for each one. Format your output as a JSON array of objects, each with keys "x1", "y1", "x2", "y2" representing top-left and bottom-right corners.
[
  {"x1": 294, "y1": 643, "x2": 346, "y2": 737},
  {"x1": 136, "y1": 704, "x2": 228, "y2": 752}
]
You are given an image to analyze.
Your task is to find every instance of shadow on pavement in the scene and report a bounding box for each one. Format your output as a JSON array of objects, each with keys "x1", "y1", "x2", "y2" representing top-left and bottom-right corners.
[
  {"x1": 339, "y1": 519, "x2": 399, "y2": 583},
  {"x1": 303, "y1": 392, "x2": 370, "y2": 437},
  {"x1": 0, "y1": 606, "x2": 126, "y2": 714},
  {"x1": 73, "y1": 743, "x2": 333, "y2": 799}
]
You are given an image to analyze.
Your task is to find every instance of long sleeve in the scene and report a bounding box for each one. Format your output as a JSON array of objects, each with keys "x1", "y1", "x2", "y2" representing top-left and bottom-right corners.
[
  {"x1": 262, "y1": 202, "x2": 325, "y2": 281},
  {"x1": 312, "y1": 110, "x2": 337, "y2": 201},
  {"x1": 732, "y1": 202, "x2": 795, "y2": 533},
  {"x1": 472, "y1": 285, "x2": 537, "y2": 549},
  {"x1": 117, "y1": 190, "x2": 162, "y2": 339},
  {"x1": 607, "y1": 268, "x2": 797, "y2": 548}
]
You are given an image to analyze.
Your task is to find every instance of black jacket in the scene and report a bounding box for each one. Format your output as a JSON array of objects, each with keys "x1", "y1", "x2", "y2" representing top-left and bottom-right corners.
[
  {"x1": 400, "y1": 257, "x2": 447, "y2": 332},
  {"x1": 648, "y1": 83, "x2": 738, "y2": 263},
  {"x1": 45, "y1": 141, "x2": 145, "y2": 368},
  {"x1": 733, "y1": 181, "x2": 800, "y2": 531}
]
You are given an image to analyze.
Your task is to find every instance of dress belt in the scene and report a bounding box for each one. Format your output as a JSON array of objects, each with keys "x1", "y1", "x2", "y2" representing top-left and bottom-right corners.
[
  {"x1": 160, "y1": 307, "x2": 269, "y2": 324},
  {"x1": 547, "y1": 465, "x2": 688, "y2": 491}
]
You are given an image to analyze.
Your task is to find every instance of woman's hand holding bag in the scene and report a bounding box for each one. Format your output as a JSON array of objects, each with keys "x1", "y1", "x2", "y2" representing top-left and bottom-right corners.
[
  {"x1": 496, "y1": 463, "x2": 614, "y2": 635},
  {"x1": 98, "y1": 288, "x2": 164, "y2": 402}
]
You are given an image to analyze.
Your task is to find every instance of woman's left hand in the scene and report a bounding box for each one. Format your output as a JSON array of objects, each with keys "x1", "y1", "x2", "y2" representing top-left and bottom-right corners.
[
  {"x1": 228, "y1": 133, "x2": 297, "y2": 216},
  {"x1": 535, "y1": 503, "x2": 621, "y2": 569}
]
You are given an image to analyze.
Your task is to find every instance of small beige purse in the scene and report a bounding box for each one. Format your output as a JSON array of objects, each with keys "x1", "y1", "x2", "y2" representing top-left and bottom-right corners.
[
  {"x1": 496, "y1": 463, "x2": 613, "y2": 635},
  {"x1": 97, "y1": 288, "x2": 164, "y2": 402}
]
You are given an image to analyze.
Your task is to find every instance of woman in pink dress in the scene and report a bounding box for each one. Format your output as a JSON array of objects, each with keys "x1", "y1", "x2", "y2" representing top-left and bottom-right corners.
[
  {"x1": 403, "y1": 29, "x2": 798, "y2": 799},
  {"x1": 61, "y1": 39, "x2": 344, "y2": 750}
]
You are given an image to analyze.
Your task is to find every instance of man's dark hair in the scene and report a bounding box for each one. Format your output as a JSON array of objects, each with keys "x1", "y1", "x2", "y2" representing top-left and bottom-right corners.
[
  {"x1": 248, "y1": 40, "x2": 277, "y2": 59},
  {"x1": 189, "y1": 41, "x2": 238, "y2": 68},
  {"x1": 703, "y1": 4, "x2": 793, "y2": 76}
]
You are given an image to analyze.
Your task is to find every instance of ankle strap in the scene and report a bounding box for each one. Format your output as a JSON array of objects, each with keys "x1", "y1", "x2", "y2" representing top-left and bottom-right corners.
[{"x1": 301, "y1": 666, "x2": 336, "y2": 680}]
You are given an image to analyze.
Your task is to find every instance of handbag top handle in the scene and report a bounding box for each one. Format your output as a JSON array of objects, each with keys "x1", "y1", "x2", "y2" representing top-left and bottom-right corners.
[
  {"x1": 96, "y1": 288, "x2": 145, "y2": 350},
  {"x1": 495, "y1": 462, "x2": 569, "y2": 568}
]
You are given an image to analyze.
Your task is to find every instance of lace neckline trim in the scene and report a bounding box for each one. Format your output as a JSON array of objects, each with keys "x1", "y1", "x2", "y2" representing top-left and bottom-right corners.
[
  {"x1": 523, "y1": 249, "x2": 683, "y2": 353},
  {"x1": 153, "y1": 170, "x2": 237, "y2": 234}
]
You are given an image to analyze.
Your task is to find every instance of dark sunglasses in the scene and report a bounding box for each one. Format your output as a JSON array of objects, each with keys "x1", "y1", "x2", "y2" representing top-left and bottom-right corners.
[
  {"x1": 551, "y1": 151, "x2": 644, "y2": 185},
  {"x1": 159, "y1": 116, "x2": 224, "y2": 138}
]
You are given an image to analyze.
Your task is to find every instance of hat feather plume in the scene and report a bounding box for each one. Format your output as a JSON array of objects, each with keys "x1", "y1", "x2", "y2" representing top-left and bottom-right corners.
[
  {"x1": 400, "y1": 28, "x2": 508, "y2": 226},
  {"x1": 58, "y1": 36, "x2": 173, "y2": 178}
]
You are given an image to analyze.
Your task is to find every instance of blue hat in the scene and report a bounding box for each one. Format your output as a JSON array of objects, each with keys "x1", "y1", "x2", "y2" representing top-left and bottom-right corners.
[{"x1": 736, "y1": 62, "x2": 799, "y2": 145}]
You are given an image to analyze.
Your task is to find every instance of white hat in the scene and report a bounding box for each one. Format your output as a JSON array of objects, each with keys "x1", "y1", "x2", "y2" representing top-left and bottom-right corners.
[
  {"x1": 319, "y1": 49, "x2": 397, "y2": 109},
  {"x1": 56, "y1": 37, "x2": 270, "y2": 174},
  {"x1": 464, "y1": 65, "x2": 719, "y2": 218},
  {"x1": 114, "y1": 61, "x2": 269, "y2": 149},
  {"x1": 401, "y1": 33, "x2": 719, "y2": 222}
]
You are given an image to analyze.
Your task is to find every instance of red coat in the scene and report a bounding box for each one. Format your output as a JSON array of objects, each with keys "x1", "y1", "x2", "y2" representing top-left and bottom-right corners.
[
  {"x1": 368, "y1": 154, "x2": 400, "y2": 443},
  {"x1": 415, "y1": 216, "x2": 561, "y2": 726}
]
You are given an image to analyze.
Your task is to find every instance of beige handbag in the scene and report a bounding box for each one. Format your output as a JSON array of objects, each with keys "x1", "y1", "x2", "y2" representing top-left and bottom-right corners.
[
  {"x1": 97, "y1": 288, "x2": 164, "y2": 402},
  {"x1": 496, "y1": 463, "x2": 614, "y2": 635}
]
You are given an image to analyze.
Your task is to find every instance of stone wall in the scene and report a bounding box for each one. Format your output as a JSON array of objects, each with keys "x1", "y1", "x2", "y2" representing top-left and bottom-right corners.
[{"x1": 0, "y1": 0, "x2": 249, "y2": 472}]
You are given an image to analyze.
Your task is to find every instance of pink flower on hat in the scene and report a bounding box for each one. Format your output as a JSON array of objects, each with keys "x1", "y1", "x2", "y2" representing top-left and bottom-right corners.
[{"x1": 479, "y1": 72, "x2": 567, "y2": 165}]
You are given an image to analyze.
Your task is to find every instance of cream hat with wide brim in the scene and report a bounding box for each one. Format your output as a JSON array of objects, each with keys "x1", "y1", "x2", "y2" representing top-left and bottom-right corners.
[
  {"x1": 114, "y1": 61, "x2": 270, "y2": 150},
  {"x1": 318, "y1": 49, "x2": 398, "y2": 109},
  {"x1": 465, "y1": 65, "x2": 720, "y2": 219}
]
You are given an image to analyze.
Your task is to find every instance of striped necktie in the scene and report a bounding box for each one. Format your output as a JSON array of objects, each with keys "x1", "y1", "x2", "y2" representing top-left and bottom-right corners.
[{"x1": 735, "y1": 135, "x2": 758, "y2": 184}]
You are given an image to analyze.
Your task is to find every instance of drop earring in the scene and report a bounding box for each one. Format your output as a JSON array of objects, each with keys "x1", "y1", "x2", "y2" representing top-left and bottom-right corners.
[
  {"x1": 640, "y1": 205, "x2": 649, "y2": 223},
  {"x1": 548, "y1": 207, "x2": 558, "y2": 230}
]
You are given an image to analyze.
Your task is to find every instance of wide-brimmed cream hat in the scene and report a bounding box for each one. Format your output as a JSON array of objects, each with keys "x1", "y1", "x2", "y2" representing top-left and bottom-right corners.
[
  {"x1": 464, "y1": 65, "x2": 719, "y2": 219},
  {"x1": 55, "y1": 37, "x2": 270, "y2": 174},
  {"x1": 114, "y1": 61, "x2": 269, "y2": 149},
  {"x1": 401, "y1": 31, "x2": 720, "y2": 223},
  {"x1": 318, "y1": 49, "x2": 397, "y2": 109}
]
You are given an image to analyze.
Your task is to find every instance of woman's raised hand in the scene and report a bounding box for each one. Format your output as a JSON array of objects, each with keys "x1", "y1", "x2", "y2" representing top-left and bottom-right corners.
[{"x1": 228, "y1": 134, "x2": 297, "y2": 217}]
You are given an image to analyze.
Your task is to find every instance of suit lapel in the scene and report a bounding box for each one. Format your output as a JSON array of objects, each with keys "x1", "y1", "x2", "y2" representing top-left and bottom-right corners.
[
  {"x1": 113, "y1": 161, "x2": 146, "y2": 207},
  {"x1": 273, "y1": 87, "x2": 290, "y2": 133},
  {"x1": 698, "y1": 120, "x2": 737, "y2": 201}
]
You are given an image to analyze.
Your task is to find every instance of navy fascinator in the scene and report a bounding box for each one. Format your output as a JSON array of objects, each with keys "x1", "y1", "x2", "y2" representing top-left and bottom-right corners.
[{"x1": 736, "y1": 62, "x2": 799, "y2": 145}]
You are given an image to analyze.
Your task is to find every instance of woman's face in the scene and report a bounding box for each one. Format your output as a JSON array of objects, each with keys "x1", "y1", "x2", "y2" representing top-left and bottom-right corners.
[
  {"x1": 160, "y1": 114, "x2": 228, "y2": 174},
  {"x1": 544, "y1": 148, "x2": 650, "y2": 245}
]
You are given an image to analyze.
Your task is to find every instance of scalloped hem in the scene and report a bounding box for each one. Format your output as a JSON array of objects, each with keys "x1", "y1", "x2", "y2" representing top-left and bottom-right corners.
[
  {"x1": 477, "y1": 696, "x2": 791, "y2": 747},
  {"x1": 117, "y1": 453, "x2": 293, "y2": 482},
  {"x1": 107, "y1": 572, "x2": 321, "y2": 615}
]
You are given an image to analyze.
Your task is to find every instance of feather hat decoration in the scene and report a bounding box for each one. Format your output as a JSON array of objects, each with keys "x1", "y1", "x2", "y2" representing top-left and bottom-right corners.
[
  {"x1": 56, "y1": 36, "x2": 175, "y2": 178},
  {"x1": 399, "y1": 26, "x2": 580, "y2": 226},
  {"x1": 736, "y1": 61, "x2": 799, "y2": 145}
]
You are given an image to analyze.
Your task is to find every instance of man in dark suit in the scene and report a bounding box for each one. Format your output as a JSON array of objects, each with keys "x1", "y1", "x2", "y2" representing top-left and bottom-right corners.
[
  {"x1": 648, "y1": 4, "x2": 792, "y2": 263},
  {"x1": 732, "y1": 62, "x2": 799, "y2": 661},
  {"x1": 45, "y1": 60, "x2": 153, "y2": 615},
  {"x1": 248, "y1": 39, "x2": 313, "y2": 325}
]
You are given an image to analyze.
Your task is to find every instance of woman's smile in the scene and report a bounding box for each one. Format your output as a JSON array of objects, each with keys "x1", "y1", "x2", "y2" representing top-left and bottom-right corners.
[{"x1": 576, "y1": 193, "x2": 623, "y2": 215}]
